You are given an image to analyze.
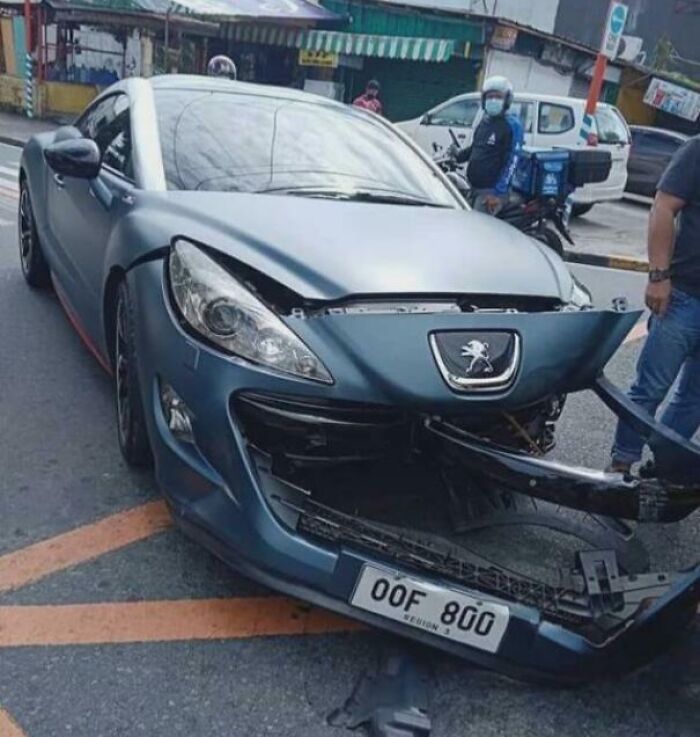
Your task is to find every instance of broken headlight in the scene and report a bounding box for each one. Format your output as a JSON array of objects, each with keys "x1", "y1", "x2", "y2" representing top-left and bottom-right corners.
[
  {"x1": 168, "y1": 239, "x2": 332, "y2": 384},
  {"x1": 562, "y1": 277, "x2": 593, "y2": 312}
]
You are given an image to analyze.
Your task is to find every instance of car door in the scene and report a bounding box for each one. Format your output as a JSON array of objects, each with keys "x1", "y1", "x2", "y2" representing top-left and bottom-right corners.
[
  {"x1": 626, "y1": 129, "x2": 649, "y2": 195},
  {"x1": 413, "y1": 96, "x2": 481, "y2": 155},
  {"x1": 643, "y1": 133, "x2": 684, "y2": 197},
  {"x1": 509, "y1": 99, "x2": 536, "y2": 146},
  {"x1": 48, "y1": 92, "x2": 135, "y2": 340},
  {"x1": 593, "y1": 105, "x2": 631, "y2": 194}
]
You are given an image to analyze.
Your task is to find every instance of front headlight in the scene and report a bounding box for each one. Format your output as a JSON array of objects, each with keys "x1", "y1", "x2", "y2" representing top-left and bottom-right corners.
[
  {"x1": 168, "y1": 239, "x2": 333, "y2": 383},
  {"x1": 562, "y1": 277, "x2": 593, "y2": 312}
]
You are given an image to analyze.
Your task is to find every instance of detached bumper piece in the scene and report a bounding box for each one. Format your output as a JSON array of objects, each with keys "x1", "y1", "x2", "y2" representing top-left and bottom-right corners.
[{"x1": 276, "y1": 495, "x2": 700, "y2": 681}]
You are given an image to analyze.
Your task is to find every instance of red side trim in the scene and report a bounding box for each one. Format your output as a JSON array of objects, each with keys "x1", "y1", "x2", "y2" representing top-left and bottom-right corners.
[{"x1": 52, "y1": 275, "x2": 113, "y2": 376}]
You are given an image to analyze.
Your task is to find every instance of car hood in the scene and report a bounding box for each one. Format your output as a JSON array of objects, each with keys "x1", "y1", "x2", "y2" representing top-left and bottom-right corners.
[{"x1": 148, "y1": 191, "x2": 574, "y2": 302}]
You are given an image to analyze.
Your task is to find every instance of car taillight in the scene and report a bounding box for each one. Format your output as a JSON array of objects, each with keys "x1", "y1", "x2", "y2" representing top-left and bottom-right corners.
[{"x1": 587, "y1": 132, "x2": 599, "y2": 147}]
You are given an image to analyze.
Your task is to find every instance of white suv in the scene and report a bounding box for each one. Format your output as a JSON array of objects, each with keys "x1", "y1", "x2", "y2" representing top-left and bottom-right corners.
[{"x1": 397, "y1": 92, "x2": 631, "y2": 215}]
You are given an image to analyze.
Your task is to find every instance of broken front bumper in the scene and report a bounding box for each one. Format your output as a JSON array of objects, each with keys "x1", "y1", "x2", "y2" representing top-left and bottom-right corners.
[{"x1": 426, "y1": 374, "x2": 700, "y2": 523}]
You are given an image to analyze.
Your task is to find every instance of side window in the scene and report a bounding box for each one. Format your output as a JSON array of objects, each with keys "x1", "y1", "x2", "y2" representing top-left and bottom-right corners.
[
  {"x1": 77, "y1": 94, "x2": 132, "y2": 180},
  {"x1": 76, "y1": 96, "x2": 117, "y2": 141},
  {"x1": 538, "y1": 103, "x2": 575, "y2": 135},
  {"x1": 429, "y1": 99, "x2": 480, "y2": 128},
  {"x1": 102, "y1": 113, "x2": 132, "y2": 179},
  {"x1": 645, "y1": 133, "x2": 682, "y2": 157},
  {"x1": 510, "y1": 101, "x2": 534, "y2": 133}
]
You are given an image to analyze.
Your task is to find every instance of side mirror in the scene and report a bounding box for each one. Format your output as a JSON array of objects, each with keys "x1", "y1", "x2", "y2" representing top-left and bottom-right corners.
[
  {"x1": 44, "y1": 137, "x2": 101, "y2": 179},
  {"x1": 53, "y1": 124, "x2": 83, "y2": 143},
  {"x1": 420, "y1": 113, "x2": 432, "y2": 125}
]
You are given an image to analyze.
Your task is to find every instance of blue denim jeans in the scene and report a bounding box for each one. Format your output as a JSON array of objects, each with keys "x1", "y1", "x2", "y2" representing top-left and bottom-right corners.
[{"x1": 612, "y1": 288, "x2": 700, "y2": 465}]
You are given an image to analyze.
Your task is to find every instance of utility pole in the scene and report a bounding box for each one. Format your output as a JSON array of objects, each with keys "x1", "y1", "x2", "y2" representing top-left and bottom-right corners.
[
  {"x1": 580, "y1": 1, "x2": 628, "y2": 144},
  {"x1": 23, "y1": 0, "x2": 33, "y2": 118}
]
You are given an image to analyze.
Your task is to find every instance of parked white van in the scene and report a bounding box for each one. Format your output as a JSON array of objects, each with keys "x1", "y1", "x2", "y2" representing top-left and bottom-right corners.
[{"x1": 397, "y1": 92, "x2": 631, "y2": 215}]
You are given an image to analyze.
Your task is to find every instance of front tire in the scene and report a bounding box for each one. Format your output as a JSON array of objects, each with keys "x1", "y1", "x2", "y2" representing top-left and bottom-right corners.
[
  {"x1": 571, "y1": 203, "x2": 594, "y2": 218},
  {"x1": 115, "y1": 280, "x2": 153, "y2": 468},
  {"x1": 18, "y1": 181, "x2": 51, "y2": 288},
  {"x1": 534, "y1": 227, "x2": 564, "y2": 257}
]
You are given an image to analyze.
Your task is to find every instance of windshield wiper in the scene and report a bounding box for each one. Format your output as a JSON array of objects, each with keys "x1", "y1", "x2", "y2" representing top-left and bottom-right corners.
[{"x1": 261, "y1": 186, "x2": 450, "y2": 208}]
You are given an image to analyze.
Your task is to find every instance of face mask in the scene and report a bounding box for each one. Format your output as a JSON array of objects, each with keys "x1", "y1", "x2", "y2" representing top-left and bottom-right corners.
[{"x1": 484, "y1": 98, "x2": 505, "y2": 117}]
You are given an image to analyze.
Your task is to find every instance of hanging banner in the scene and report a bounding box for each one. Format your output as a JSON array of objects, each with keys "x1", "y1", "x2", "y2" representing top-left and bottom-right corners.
[
  {"x1": 644, "y1": 77, "x2": 700, "y2": 122},
  {"x1": 298, "y1": 49, "x2": 338, "y2": 68}
]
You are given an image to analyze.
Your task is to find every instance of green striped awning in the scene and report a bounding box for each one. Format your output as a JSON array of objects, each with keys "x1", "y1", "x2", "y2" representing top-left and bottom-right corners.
[{"x1": 225, "y1": 24, "x2": 456, "y2": 62}]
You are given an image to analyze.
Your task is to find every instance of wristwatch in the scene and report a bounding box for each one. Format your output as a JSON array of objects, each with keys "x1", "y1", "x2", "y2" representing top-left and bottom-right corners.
[{"x1": 648, "y1": 268, "x2": 671, "y2": 283}]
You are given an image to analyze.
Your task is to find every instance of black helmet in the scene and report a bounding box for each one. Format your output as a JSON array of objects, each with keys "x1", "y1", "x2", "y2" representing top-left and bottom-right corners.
[
  {"x1": 207, "y1": 55, "x2": 237, "y2": 80},
  {"x1": 481, "y1": 75, "x2": 513, "y2": 111}
]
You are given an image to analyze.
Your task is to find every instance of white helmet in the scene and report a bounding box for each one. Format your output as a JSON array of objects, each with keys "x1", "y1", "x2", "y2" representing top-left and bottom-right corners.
[
  {"x1": 481, "y1": 75, "x2": 513, "y2": 111},
  {"x1": 207, "y1": 55, "x2": 237, "y2": 80}
]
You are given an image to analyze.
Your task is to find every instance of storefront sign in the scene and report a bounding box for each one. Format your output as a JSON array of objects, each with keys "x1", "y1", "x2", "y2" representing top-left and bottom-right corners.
[
  {"x1": 644, "y1": 77, "x2": 700, "y2": 122},
  {"x1": 491, "y1": 25, "x2": 518, "y2": 52},
  {"x1": 298, "y1": 50, "x2": 338, "y2": 68}
]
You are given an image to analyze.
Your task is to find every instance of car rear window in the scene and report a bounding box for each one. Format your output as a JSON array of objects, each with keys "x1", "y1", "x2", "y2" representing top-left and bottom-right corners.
[
  {"x1": 595, "y1": 107, "x2": 630, "y2": 144},
  {"x1": 154, "y1": 89, "x2": 457, "y2": 207}
]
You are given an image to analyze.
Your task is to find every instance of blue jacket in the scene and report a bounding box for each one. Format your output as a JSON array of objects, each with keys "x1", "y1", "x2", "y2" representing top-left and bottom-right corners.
[{"x1": 456, "y1": 112, "x2": 524, "y2": 195}]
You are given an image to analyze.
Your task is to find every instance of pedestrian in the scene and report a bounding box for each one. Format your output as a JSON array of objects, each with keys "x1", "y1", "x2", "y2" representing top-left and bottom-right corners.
[
  {"x1": 609, "y1": 135, "x2": 700, "y2": 475},
  {"x1": 353, "y1": 80, "x2": 383, "y2": 116},
  {"x1": 448, "y1": 75, "x2": 523, "y2": 215}
]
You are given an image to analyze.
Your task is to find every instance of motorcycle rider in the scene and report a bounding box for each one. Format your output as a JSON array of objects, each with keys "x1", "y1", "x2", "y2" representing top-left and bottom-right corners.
[
  {"x1": 207, "y1": 55, "x2": 237, "y2": 80},
  {"x1": 449, "y1": 76, "x2": 523, "y2": 214}
]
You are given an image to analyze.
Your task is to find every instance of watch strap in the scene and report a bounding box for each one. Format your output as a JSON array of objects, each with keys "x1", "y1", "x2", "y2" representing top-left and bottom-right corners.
[{"x1": 648, "y1": 268, "x2": 671, "y2": 283}]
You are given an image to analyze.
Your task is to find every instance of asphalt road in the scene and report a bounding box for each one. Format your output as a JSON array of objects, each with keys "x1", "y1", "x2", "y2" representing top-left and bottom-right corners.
[
  {"x1": 0, "y1": 140, "x2": 697, "y2": 737},
  {"x1": 570, "y1": 199, "x2": 649, "y2": 261}
]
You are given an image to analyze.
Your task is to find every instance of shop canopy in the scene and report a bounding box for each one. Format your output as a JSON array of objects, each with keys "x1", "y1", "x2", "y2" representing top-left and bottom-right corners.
[
  {"x1": 45, "y1": 0, "x2": 341, "y2": 22},
  {"x1": 225, "y1": 24, "x2": 457, "y2": 62}
]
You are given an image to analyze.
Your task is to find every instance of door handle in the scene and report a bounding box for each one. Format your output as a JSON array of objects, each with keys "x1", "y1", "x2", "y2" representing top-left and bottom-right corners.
[{"x1": 53, "y1": 173, "x2": 64, "y2": 188}]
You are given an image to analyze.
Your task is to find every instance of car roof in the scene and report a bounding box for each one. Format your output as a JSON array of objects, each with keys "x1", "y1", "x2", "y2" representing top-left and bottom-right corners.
[
  {"x1": 148, "y1": 74, "x2": 350, "y2": 112},
  {"x1": 629, "y1": 125, "x2": 689, "y2": 140},
  {"x1": 440, "y1": 91, "x2": 614, "y2": 109}
]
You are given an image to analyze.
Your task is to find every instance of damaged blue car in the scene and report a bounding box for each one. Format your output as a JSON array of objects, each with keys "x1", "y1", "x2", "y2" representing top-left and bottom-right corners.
[{"x1": 18, "y1": 75, "x2": 700, "y2": 685}]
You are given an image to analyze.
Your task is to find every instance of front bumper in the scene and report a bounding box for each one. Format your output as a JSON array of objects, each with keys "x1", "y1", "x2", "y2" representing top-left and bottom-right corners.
[{"x1": 130, "y1": 260, "x2": 700, "y2": 686}]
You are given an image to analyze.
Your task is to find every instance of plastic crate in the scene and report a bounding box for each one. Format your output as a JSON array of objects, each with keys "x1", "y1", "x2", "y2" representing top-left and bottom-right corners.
[
  {"x1": 512, "y1": 148, "x2": 570, "y2": 199},
  {"x1": 567, "y1": 149, "x2": 612, "y2": 187}
]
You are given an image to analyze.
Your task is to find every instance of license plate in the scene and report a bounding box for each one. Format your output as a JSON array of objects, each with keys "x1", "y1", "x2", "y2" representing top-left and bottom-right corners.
[{"x1": 350, "y1": 565, "x2": 509, "y2": 653}]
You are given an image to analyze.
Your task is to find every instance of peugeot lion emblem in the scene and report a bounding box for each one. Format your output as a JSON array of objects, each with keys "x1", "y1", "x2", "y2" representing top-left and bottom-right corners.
[{"x1": 461, "y1": 340, "x2": 494, "y2": 376}]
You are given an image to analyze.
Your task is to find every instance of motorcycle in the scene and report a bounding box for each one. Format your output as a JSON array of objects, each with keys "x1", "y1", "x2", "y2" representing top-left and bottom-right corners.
[{"x1": 435, "y1": 143, "x2": 573, "y2": 257}]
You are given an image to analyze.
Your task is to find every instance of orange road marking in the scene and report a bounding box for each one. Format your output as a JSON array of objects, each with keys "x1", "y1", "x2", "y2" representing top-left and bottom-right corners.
[
  {"x1": 0, "y1": 708, "x2": 27, "y2": 737},
  {"x1": 623, "y1": 319, "x2": 648, "y2": 345},
  {"x1": 0, "y1": 501, "x2": 172, "y2": 595},
  {"x1": 0, "y1": 598, "x2": 362, "y2": 647}
]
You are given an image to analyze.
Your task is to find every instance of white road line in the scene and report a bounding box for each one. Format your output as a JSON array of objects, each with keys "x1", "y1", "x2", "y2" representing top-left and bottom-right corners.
[
  {"x1": 0, "y1": 218, "x2": 13, "y2": 226},
  {"x1": 0, "y1": 165, "x2": 18, "y2": 177}
]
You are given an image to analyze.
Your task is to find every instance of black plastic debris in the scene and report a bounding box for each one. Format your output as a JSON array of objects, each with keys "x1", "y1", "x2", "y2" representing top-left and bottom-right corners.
[{"x1": 328, "y1": 649, "x2": 432, "y2": 737}]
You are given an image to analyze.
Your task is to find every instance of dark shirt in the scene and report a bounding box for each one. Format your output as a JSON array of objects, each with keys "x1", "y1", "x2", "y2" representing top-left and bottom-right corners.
[
  {"x1": 455, "y1": 113, "x2": 523, "y2": 195},
  {"x1": 658, "y1": 136, "x2": 700, "y2": 297}
]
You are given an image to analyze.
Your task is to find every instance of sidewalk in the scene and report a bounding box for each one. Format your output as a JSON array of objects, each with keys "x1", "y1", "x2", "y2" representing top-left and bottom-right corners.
[{"x1": 0, "y1": 110, "x2": 59, "y2": 147}]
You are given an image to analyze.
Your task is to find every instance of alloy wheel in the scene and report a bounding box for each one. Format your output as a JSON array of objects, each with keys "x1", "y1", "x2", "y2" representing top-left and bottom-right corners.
[
  {"x1": 115, "y1": 294, "x2": 131, "y2": 448},
  {"x1": 18, "y1": 188, "x2": 33, "y2": 275}
]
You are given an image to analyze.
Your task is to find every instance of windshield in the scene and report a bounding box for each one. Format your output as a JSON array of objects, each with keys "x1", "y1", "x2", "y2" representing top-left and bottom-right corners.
[
  {"x1": 594, "y1": 106, "x2": 630, "y2": 145},
  {"x1": 155, "y1": 89, "x2": 458, "y2": 207}
]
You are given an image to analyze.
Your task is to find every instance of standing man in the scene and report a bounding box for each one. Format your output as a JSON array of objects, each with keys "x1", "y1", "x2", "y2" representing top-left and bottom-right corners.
[
  {"x1": 450, "y1": 75, "x2": 523, "y2": 214},
  {"x1": 609, "y1": 136, "x2": 700, "y2": 474},
  {"x1": 353, "y1": 80, "x2": 383, "y2": 116}
]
